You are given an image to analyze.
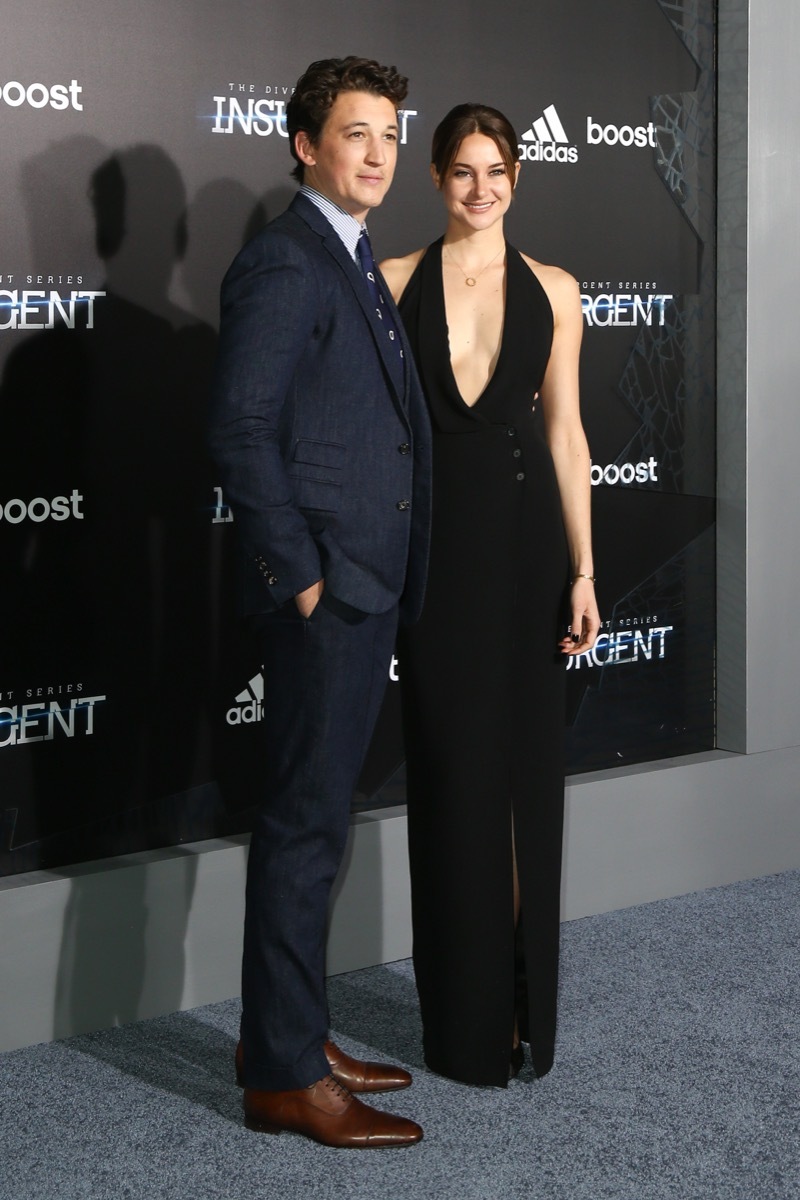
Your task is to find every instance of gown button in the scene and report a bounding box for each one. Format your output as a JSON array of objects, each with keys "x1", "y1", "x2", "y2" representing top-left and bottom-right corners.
[{"x1": 513, "y1": 448, "x2": 522, "y2": 458}]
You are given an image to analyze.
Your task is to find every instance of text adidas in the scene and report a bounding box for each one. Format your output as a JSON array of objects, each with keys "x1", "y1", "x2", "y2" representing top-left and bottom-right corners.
[{"x1": 518, "y1": 141, "x2": 578, "y2": 164}]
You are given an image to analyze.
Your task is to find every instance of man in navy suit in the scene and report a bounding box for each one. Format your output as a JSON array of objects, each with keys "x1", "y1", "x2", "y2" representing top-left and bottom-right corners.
[{"x1": 208, "y1": 57, "x2": 430, "y2": 1147}]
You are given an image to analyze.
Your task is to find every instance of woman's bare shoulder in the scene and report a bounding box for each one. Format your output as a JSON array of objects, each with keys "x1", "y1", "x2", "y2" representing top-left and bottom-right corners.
[
  {"x1": 518, "y1": 251, "x2": 581, "y2": 319},
  {"x1": 379, "y1": 248, "x2": 426, "y2": 302}
]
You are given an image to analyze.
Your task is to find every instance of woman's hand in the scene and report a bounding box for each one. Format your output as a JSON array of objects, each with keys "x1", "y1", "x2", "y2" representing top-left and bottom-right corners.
[{"x1": 559, "y1": 577, "x2": 601, "y2": 655}]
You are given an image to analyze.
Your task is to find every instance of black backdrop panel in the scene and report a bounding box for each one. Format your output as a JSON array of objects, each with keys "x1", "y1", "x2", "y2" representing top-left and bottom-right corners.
[{"x1": 0, "y1": 0, "x2": 715, "y2": 875}]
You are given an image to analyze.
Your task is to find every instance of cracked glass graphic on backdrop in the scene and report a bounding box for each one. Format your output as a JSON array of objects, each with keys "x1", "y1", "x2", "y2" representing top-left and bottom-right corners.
[{"x1": 618, "y1": 0, "x2": 716, "y2": 498}]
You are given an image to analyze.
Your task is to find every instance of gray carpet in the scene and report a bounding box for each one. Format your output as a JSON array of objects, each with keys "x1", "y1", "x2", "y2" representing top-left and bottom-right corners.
[{"x1": 2, "y1": 870, "x2": 799, "y2": 1199}]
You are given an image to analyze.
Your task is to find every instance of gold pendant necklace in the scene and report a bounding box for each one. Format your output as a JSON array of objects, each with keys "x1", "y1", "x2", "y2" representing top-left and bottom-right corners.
[{"x1": 444, "y1": 242, "x2": 504, "y2": 286}]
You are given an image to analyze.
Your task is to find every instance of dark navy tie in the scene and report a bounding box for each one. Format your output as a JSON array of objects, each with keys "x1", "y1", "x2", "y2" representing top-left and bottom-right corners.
[{"x1": 357, "y1": 229, "x2": 404, "y2": 370}]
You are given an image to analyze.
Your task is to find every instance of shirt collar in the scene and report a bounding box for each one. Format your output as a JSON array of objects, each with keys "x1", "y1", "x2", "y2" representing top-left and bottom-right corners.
[{"x1": 299, "y1": 185, "x2": 365, "y2": 261}]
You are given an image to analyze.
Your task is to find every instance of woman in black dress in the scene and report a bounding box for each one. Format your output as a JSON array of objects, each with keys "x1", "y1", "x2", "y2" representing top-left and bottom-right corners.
[{"x1": 381, "y1": 104, "x2": 600, "y2": 1087}]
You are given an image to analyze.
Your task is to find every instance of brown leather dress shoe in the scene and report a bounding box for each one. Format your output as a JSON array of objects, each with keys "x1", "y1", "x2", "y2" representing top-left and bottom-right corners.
[
  {"x1": 235, "y1": 1039, "x2": 412, "y2": 1093},
  {"x1": 243, "y1": 1074, "x2": 423, "y2": 1148},
  {"x1": 323, "y1": 1040, "x2": 412, "y2": 1092}
]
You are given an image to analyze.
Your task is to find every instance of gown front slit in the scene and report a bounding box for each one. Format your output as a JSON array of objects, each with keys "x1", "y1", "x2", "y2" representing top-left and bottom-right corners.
[{"x1": 398, "y1": 238, "x2": 569, "y2": 1087}]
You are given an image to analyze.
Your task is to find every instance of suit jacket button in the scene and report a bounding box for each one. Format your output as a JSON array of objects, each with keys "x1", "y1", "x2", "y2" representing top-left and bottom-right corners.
[
  {"x1": 516, "y1": 472, "x2": 525, "y2": 482},
  {"x1": 396, "y1": 499, "x2": 411, "y2": 511},
  {"x1": 398, "y1": 443, "x2": 411, "y2": 454}
]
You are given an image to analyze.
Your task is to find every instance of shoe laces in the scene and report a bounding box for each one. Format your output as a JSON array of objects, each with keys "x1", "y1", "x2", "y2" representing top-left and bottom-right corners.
[{"x1": 319, "y1": 1073, "x2": 351, "y2": 1102}]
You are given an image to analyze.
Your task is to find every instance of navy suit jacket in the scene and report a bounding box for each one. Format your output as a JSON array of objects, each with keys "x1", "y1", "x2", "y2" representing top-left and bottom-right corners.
[{"x1": 209, "y1": 193, "x2": 431, "y2": 622}]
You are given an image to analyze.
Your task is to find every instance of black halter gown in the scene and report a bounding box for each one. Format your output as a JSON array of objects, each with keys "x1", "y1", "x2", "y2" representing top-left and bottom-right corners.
[{"x1": 398, "y1": 238, "x2": 569, "y2": 1087}]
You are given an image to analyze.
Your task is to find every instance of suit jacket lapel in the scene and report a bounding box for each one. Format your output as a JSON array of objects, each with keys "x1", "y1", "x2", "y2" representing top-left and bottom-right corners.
[{"x1": 290, "y1": 194, "x2": 409, "y2": 412}]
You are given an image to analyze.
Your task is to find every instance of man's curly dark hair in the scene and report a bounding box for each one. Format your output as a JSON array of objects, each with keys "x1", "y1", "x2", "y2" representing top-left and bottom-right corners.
[{"x1": 286, "y1": 56, "x2": 408, "y2": 183}]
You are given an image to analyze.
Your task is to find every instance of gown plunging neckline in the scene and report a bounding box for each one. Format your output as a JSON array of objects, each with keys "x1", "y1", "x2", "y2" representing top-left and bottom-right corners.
[{"x1": 441, "y1": 243, "x2": 509, "y2": 411}]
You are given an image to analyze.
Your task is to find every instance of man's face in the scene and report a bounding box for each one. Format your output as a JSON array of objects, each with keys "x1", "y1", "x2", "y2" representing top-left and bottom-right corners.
[{"x1": 295, "y1": 90, "x2": 399, "y2": 222}]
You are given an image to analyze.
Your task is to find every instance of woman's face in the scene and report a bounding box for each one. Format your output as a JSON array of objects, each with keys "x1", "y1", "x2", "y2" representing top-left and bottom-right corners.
[{"x1": 433, "y1": 132, "x2": 519, "y2": 230}]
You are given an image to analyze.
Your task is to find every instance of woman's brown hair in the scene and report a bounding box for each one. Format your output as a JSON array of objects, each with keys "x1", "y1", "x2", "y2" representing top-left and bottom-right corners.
[{"x1": 431, "y1": 103, "x2": 519, "y2": 181}]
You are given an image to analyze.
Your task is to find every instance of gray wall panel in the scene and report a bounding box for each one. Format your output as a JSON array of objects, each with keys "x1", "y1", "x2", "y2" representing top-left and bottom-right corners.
[{"x1": 744, "y1": 3, "x2": 800, "y2": 752}]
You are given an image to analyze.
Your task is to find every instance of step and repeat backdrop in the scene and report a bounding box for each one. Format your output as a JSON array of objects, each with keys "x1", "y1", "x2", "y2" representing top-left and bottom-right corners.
[{"x1": 1, "y1": 0, "x2": 716, "y2": 876}]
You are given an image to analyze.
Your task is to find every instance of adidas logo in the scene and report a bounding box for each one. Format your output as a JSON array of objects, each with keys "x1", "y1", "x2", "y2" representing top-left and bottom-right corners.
[
  {"x1": 519, "y1": 105, "x2": 578, "y2": 164},
  {"x1": 226, "y1": 671, "x2": 264, "y2": 725},
  {"x1": 522, "y1": 104, "x2": 569, "y2": 145}
]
